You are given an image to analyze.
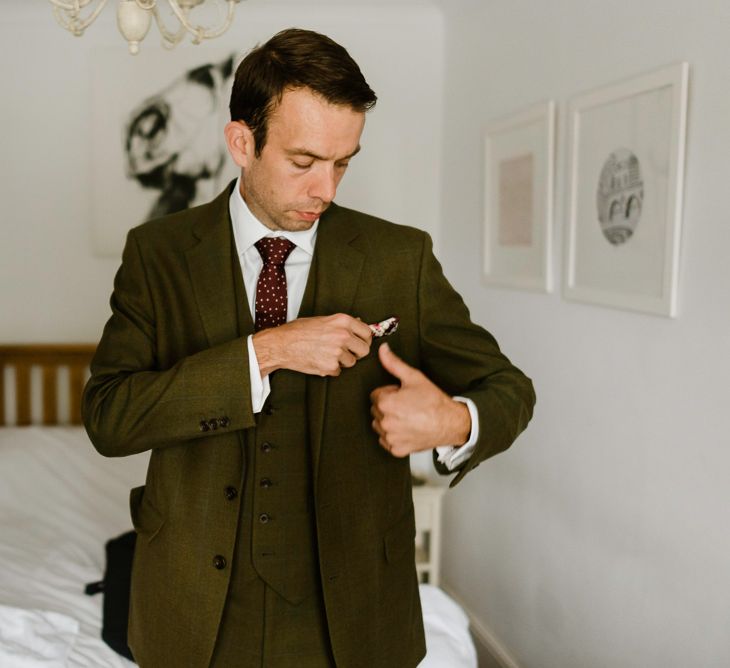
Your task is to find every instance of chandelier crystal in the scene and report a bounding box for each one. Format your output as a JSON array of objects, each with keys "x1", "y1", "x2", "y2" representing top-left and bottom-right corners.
[{"x1": 49, "y1": 0, "x2": 243, "y2": 55}]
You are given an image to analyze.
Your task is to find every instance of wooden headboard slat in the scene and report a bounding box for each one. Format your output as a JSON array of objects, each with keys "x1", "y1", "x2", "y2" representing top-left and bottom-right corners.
[
  {"x1": 42, "y1": 365, "x2": 59, "y2": 426},
  {"x1": 69, "y1": 365, "x2": 86, "y2": 426},
  {"x1": 16, "y1": 364, "x2": 31, "y2": 426},
  {"x1": 0, "y1": 345, "x2": 95, "y2": 426}
]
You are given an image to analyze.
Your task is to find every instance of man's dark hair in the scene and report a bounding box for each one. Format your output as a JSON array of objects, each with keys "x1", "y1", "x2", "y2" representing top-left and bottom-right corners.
[{"x1": 230, "y1": 28, "x2": 377, "y2": 156}]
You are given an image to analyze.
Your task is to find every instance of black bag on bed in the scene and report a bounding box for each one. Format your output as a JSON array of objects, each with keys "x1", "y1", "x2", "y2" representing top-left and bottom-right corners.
[{"x1": 84, "y1": 530, "x2": 137, "y2": 662}]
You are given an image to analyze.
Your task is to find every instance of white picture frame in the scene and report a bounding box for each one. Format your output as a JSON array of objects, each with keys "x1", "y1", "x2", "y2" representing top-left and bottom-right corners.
[
  {"x1": 482, "y1": 101, "x2": 555, "y2": 292},
  {"x1": 564, "y1": 62, "x2": 689, "y2": 317}
]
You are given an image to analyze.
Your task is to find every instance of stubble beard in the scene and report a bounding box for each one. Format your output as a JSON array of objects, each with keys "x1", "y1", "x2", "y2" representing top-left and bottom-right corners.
[
  {"x1": 250, "y1": 195, "x2": 327, "y2": 232},
  {"x1": 241, "y1": 179, "x2": 324, "y2": 232}
]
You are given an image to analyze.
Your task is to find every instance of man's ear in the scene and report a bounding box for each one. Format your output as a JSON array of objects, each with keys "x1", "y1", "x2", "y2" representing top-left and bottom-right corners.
[{"x1": 224, "y1": 120, "x2": 255, "y2": 169}]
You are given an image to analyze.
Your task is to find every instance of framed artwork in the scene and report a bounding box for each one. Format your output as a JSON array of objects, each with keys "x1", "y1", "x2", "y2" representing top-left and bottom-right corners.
[
  {"x1": 482, "y1": 101, "x2": 555, "y2": 292},
  {"x1": 90, "y1": 47, "x2": 241, "y2": 257},
  {"x1": 564, "y1": 62, "x2": 689, "y2": 317}
]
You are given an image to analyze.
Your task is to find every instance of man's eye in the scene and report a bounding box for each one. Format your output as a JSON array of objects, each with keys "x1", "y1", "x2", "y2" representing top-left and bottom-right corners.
[
  {"x1": 293, "y1": 161, "x2": 313, "y2": 169},
  {"x1": 336, "y1": 162, "x2": 350, "y2": 170}
]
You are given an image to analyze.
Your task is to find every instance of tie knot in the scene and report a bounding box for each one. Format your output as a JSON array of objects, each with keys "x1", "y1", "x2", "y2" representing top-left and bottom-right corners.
[{"x1": 255, "y1": 237, "x2": 296, "y2": 266}]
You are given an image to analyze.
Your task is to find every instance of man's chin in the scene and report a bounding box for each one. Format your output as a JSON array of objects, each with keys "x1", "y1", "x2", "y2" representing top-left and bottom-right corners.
[
  {"x1": 263, "y1": 218, "x2": 314, "y2": 233},
  {"x1": 285, "y1": 207, "x2": 327, "y2": 230},
  {"x1": 292, "y1": 222, "x2": 317, "y2": 232}
]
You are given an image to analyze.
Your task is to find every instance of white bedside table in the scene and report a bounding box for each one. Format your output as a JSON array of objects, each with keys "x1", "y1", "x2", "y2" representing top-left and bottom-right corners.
[{"x1": 412, "y1": 483, "x2": 446, "y2": 586}]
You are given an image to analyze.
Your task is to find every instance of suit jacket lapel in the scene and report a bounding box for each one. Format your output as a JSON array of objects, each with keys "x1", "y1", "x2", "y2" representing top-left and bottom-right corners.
[
  {"x1": 307, "y1": 204, "x2": 366, "y2": 489},
  {"x1": 185, "y1": 183, "x2": 248, "y2": 348}
]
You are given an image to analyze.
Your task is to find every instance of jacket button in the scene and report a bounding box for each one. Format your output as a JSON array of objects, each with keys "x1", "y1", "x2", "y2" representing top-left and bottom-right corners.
[
  {"x1": 261, "y1": 442, "x2": 272, "y2": 453},
  {"x1": 220, "y1": 416, "x2": 230, "y2": 428},
  {"x1": 199, "y1": 420, "x2": 209, "y2": 432},
  {"x1": 259, "y1": 513, "x2": 271, "y2": 524},
  {"x1": 207, "y1": 419, "x2": 219, "y2": 431},
  {"x1": 213, "y1": 555, "x2": 227, "y2": 570},
  {"x1": 260, "y1": 478, "x2": 272, "y2": 488},
  {"x1": 224, "y1": 486, "x2": 238, "y2": 500}
]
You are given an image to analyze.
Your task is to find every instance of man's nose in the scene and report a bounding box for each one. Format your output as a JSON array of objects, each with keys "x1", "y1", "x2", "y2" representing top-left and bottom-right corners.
[{"x1": 308, "y1": 165, "x2": 338, "y2": 204}]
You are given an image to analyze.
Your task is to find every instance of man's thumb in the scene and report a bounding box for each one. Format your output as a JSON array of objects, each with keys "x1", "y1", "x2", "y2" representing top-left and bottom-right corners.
[{"x1": 378, "y1": 342, "x2": 419, "y2": 385}]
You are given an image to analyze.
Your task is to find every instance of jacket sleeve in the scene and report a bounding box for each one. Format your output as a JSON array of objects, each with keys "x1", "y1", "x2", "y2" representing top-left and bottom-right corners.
[
  {"x1": 415, "y1": 233, "x2": 536, "y2": 487},
  {"x1": 82, "y1": 229, "x2": 256, "y2": 457}
]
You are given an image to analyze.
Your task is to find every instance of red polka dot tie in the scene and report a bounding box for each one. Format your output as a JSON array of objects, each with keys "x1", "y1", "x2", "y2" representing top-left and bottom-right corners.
[{"x1": 254, "y1": 237, "x2": 296, "y2": 331}]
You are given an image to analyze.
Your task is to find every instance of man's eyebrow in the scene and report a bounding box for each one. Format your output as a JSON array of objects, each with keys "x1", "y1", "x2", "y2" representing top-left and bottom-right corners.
[{"x1": 286, "y1": 145, "x2": 361, "y2": 161}]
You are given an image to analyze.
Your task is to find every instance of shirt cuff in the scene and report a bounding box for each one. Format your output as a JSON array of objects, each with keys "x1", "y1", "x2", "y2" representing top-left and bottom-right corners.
[
  {"x1": 435, "y1": 396, "x2": 479, "y2": 471},
  {"x1": 247, "y1": 335, "x2": 271, "y2": 413}
]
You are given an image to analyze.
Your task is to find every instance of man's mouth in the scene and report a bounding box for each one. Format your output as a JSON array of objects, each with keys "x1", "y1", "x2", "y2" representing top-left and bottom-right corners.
[{"x1": 294, "y1": 210, "x2": 321, "y2": 222}]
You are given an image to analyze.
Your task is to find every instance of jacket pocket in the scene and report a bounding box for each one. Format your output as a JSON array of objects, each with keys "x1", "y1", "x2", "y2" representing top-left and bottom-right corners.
[
  {"x1": 383, "y1": 505, "x2": 416, "y2": 564},
  {"x1": 129, "y1": 485, "x2": 165, "y2": 541}
]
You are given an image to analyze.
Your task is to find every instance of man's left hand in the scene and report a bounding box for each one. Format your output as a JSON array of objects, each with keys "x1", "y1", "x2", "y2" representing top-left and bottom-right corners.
[{"x1": 370, "y1": 343, "x2": 471, "y2": 457}]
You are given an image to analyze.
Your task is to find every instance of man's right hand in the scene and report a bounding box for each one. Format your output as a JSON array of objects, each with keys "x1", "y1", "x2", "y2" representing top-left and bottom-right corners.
[{"x1": 252, "y1": 313, "x2": 373, "y2": 377}]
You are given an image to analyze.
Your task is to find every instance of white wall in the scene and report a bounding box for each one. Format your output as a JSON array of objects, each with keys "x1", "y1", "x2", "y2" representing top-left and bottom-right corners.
[
  {"x1": 0, "y1": 1, "x2": 443, "y2": 342},
  {"x1": 438, "y1": 1, "x2": 730, "y2": 667}
]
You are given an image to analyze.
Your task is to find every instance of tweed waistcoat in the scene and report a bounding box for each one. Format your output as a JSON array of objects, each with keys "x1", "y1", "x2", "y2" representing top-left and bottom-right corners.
[{"x1": 248, "y1": 370, "x2": 319, "y2": 604}]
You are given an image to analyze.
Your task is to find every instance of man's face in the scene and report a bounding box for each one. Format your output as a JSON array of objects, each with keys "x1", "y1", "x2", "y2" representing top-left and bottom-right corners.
[{"x1": 239, "y1": 87, "x2": 366, "y2": 231}]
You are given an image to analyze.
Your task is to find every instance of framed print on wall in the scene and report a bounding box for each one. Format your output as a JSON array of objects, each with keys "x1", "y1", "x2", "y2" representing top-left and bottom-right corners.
[
  {"x1": 564, "y1": 62, "x2": 689, "y2": 317},
  {"x1": 482, "y1": 101, "x2": 555, "y2": 292},
  {"x1": 90, "y1": 47, "x2": 240, "y2": 258}
]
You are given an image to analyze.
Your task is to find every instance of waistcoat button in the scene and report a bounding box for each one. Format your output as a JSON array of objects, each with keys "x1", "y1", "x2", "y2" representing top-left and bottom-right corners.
[
  {"x1": 259, "y1": 513, "x2": 271, "y2": 524},
  {"x1": 213, "y1": 555, "x2": 227, "y2": 570},
  {"x1": 224, "y1": 486, "x2": 238, "y2": 500},
  {"x1": 260, "y1": 478, "x2": 272, "y2": 488},
  {"x1": 199, "y1": 420, "x2": 209, "y2": 432},
  {"x1": 265, "y1": 405, "x2": 275, "y2": 416},
  {"x1": 261, "y1": 442, "x2": 272, "y2": 453}
]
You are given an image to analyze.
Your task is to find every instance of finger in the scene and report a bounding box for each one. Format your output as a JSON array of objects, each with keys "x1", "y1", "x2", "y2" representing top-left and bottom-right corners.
[
  {"x1": 323, "y1": 364, "x2": 342, "y2": 377},
  {"x1": 371, "y1": 418, "x2": 385, "y2": 437},
  {"x1": 350, "y1": 317, "x2": 374, "y2": 345},
  {"x1": 377, "y1": 342, "x2": 421, "y2": 385},
  {"x1": 370, "y1": 403, "x2": 385, "y2": 421},
  {"x1": 338, "y1": 350, "x2": 357, "y2": 369},
  {"x1": 346, "y1": 334, "x2": 371, "y2": 360},
  {"x1": 369, "y1": 384, "x2": 399, "y2": 404},
  {"x1": 378, "y1": 435, "x2": 392, "y2": 452},
  {"x1": 390, "y1": 445, "x2": 408, "y2": 459}
]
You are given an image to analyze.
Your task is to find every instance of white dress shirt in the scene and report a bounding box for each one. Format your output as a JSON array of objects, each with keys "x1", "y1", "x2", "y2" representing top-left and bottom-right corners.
[{"x1": 229, "y1": 178, "x2": 476, "y2": 470}]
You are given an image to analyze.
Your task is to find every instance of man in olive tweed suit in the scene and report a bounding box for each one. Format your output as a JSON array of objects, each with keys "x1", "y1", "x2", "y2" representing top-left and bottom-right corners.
[{"x1": 83, "y1": 29, "x2": 535, "y2": 668}]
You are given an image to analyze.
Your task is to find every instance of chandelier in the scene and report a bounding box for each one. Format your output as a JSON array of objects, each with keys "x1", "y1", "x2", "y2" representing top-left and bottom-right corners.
[{"x1": 49, "y1": 0, "x2": 244, "y2": 55}]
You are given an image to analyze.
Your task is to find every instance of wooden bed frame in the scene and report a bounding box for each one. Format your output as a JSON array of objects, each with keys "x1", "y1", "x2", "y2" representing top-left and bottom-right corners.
[{"x1": 0, "y1": 344, "x2": 95, "y2": 426}]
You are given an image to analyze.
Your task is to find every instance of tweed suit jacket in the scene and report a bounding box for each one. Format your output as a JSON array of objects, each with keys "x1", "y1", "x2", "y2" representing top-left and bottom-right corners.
[{"x1": 82, "y1": 182, "x2": 535, "y2": 668}]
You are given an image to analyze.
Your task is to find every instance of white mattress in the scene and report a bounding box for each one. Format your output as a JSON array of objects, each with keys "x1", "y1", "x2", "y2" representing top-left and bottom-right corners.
[{"x1": 0, "y1": 427, "x2": 475, "y2": 668}]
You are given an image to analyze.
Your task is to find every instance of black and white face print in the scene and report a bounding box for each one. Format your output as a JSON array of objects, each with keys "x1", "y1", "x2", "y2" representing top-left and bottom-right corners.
[{"x1": 124, "y1": 55, "x2": 235, "y2": 220}]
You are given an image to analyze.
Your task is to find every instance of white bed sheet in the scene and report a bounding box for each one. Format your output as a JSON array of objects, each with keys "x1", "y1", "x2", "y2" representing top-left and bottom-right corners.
[
  {"x1": 0, "y1": 427, "x2": 475, "y2": 668},
  {"x1": 0, "y1": 427, "x2": 147, "y2": 668}
]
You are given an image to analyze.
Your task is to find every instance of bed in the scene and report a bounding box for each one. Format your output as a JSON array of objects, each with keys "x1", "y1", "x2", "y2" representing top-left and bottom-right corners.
[{"x1": 0, "y1": 345, "x2": 476, "y2": 668}]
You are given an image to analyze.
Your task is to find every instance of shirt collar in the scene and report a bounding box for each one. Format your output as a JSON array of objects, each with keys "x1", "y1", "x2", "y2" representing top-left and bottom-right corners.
[{"x1": 229, "y1": 176, "x2": 318, "y2": 256}]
